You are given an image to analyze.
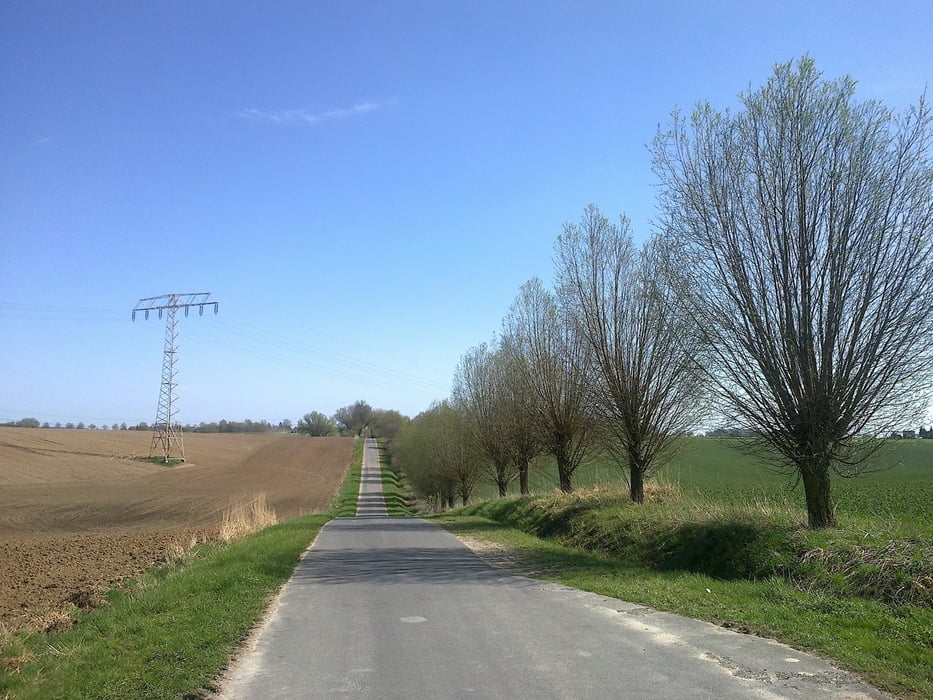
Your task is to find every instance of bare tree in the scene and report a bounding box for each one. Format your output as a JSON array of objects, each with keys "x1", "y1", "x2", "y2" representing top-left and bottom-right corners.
[
  {"x1": 555, "y1": 205, "x2": 706, "y2": 503},
  {"x1": 395, "y1": 401, "x2": 482, "y2": 509},
  {"x1": 453, "y1": 342, "x2": 518, "y2": 496},
  {"x1": 453, "y1": 341, "x2": 542, "y2": 496},
  {"x1": 495, "y1": 338, "x2": 544, "y2": 495},
  {"x1": 333, "y1": 400, "x2": 374, "y2": 437},
  {"x1": 652, "y1": 57, "x2": 933, "y2": 528},
  {"x1": 395, "y1": 411, "x2": 454, "y2": 511},
  {"x1": 438, "y1": 399, "x2": 486, "y2": 506},
  {"x1": 504, "y1": 278, "x2": 596, "y2": 492}
]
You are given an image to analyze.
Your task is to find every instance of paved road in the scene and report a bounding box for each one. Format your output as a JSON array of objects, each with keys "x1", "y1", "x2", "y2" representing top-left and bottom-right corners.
[
  {"x1": 355, "y1": 437, "x2": 387, "y2": 518},
  {"x1": 220, "y1": 439, "x2": 884, "y2": 699}
]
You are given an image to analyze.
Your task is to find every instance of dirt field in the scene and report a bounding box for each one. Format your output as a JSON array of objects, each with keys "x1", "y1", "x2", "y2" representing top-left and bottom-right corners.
[{"x1": 0, "y1": 428, "x2": 354, "y2": 630}]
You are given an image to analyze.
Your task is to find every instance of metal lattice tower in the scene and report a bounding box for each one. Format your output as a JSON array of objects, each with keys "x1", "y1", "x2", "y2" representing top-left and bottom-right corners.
[{"x1": 132, "y1": 293, "x2": 218, "y2": 463}]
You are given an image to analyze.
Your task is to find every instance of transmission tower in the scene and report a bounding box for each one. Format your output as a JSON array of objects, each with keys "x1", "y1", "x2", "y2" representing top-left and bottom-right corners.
[{"x1": 132, "y1": 293, "x2": 218, "y2": 463}]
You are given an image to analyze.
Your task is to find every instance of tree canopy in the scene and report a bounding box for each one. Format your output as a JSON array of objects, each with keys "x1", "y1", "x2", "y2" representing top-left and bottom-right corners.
[{"x1": 652, "y1": 57, "x2": 933, "y2": 527}]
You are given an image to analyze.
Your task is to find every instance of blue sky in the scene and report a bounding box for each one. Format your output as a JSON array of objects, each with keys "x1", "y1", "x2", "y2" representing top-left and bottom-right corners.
[{"x1": 2, "y1": 1, "x2": 931, "y2": 427}]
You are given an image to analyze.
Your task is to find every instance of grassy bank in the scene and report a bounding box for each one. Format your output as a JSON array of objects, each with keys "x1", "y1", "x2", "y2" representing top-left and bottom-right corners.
[
  {"x1": 0, "y1": 515, "x2": 330, "y2": 699},
  {"x1": 437, "y1": 486, "x2": 932, "y2": 699},
  {"x1": 377, "y1": 441, "x2": 416, "y2": 517},
  {"x1": 328, "y1": 436, "x2": 365, "y2": 517}
]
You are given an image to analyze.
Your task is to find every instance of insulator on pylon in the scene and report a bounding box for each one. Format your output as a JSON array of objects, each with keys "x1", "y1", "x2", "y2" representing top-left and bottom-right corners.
[
  {"x1": 184, "y1": 305, "x2": 189, "y2": 317},
  {"x1": 213, "y1": 303, "x2": 218, "y2": 314},
  {"x1": 132, "y1": 310, "x2": 136, "y2": 321},
  {"x1": 199, "y1": 305, "x2": 204, "y2": 316}
]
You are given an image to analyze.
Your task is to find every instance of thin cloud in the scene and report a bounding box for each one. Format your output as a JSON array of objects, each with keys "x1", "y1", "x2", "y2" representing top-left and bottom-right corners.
[{"x1": 238, "y1": 101, "x2": 394, "y2": 126}]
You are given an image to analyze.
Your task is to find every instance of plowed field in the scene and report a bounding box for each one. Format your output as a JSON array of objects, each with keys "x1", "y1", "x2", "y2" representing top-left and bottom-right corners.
[{"x1": 0, "y1": 428, "x2": 353, "y2": 630}]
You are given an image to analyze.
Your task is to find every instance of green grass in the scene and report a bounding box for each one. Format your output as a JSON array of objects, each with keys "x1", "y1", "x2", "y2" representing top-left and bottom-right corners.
[
  {"x1": 328, "y1": 436, "x2": 365, "y2": 517},
  {"x1": 0, "y1": 516, "x2": 330, "y2": 699},
  {"x1": 135, "y1": 457, "x2": 186, "y2": 468},
  {"x1": 435, "y1": 482, "x2": 933, "y2": 699},
  {"x1": 472, "y1": 438, "x2": 932, "y2": 530},
  {"x1": 377, "y1": 441, "x2": 416, "y2": 517}
]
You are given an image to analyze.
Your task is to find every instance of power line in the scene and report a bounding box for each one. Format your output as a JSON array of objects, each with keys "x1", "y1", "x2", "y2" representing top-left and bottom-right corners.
[
  {"x1": 188, "y1": 317, "x2": 450, "y2": 392},
  {"x1": 189, "y1": 330, "x2": 449, "y2": 398},
  {"x1": 4, "y1": 300, "x2": 450, "y2": 398},
  {"x1": 0, "y1": 302, "x2": 124, "y2": 322}
]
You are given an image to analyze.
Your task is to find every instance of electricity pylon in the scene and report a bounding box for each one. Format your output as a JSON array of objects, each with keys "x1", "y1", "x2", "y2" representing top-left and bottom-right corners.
[{"x1": 132, "y1": 293, "x2": 218, "y2": 463}]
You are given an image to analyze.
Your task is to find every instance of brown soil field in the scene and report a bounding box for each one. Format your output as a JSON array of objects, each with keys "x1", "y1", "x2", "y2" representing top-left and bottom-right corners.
[{"x1": 0, "y1": 428, "x2": 354, "y2": 630}]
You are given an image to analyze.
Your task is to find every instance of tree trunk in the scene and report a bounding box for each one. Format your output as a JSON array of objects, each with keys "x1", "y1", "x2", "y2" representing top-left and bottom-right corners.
[
  {"x1": 557, "y1": 457, "x2": 573, "y2": 493},
  {"x1": 519, "y1": 460, "x2": 530, "y2": 496},
  {"x1": 627, "y1": 443, "x2": 646, "y2": 504},
  {"x1": 495, "y1": 463, "x2": 509, "y2": 497},
  {"x1": 629, "y1": 465, "x2": 644, "y2": 504},
  {"x1": 800, "y1": 462, "x2": 836, "y2": 528}
]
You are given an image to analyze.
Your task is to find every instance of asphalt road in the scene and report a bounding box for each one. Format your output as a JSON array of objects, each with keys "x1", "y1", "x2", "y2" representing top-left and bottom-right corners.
[{"x1": 219, "y1": 439, "x2": 884, "y2": 699}]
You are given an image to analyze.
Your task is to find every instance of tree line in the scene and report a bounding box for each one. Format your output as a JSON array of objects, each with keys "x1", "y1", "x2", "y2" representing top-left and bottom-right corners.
[
  {"x1": 0, "y1": 418, "x2": 295, "y2": 432},
  {"x1": 391, "y1": 57, "x2": 933, "y2": 529},
  {"x1": 1, "y1": 409, "x2": 411, "y2": 437},
  {"x1": 294, "y1": 400, "x2": 409, "y2": 446}
]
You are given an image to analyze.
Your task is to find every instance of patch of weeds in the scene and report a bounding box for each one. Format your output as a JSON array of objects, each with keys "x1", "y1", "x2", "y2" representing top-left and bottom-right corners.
[
  {"x1": 219, "y1": 493, "x2": 278, "y2": 543},
  {"x1": 135, "y1": 457, "x2": 186, "y2": 468},
  {"x1": 329, "y1": 438, "x2": 364, "y2": 517}
]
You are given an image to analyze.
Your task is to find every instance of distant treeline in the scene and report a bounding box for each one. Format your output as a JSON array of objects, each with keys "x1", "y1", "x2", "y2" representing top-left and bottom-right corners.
[
  {"x1": 704, "y1": 426, "x2": 933, "y2": 440},
  {"x1": 186, "y1": 419, "x2": 293, "y2": 433},
  {"x1": 1, "y1": 417, "x2": 294, "y2": 433}
]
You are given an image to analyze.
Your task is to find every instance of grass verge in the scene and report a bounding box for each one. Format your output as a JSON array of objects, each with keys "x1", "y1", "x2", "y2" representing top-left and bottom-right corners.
[
  {"x1": 328, "y1": 436, "x2": 365, "y2": 517},
  {"x1": 436, "y1": 490, "x2": 933, "y2": 699},
  {"x1": 0, "y1": 515, "x2": 329, "y2": 699},
  {"x1": 376, "y1": 442, "x2": 415, "y2": 517}
]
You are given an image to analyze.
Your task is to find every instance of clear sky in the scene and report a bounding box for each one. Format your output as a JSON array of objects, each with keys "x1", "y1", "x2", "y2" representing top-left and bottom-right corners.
[{"x1": 2, "y1": 0, "x2": 931, "y2": 427}]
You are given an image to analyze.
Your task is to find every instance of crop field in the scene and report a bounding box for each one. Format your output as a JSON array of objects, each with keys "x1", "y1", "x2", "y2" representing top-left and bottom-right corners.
[
  {"x1": 475, "y1": 438, "x2": 933, "y2": 529},
  {"x1": 0, "y1": 428, "x2": 354, "y2": 630}
]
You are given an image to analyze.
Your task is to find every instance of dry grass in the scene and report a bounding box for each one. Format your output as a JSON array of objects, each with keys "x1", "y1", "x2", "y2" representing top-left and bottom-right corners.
[
  {"x1": 800, "y1": 539, "x2": 933, "y2": 607},
  {"x1": 26, "y1": 607, "x2": 76, "y2": 635},
  {"x1": 219, "y1": 493, "x2": 278, "y2": 543},
  {"x1": 529, "y1": 481, "x2": 682, "y2": 508},
  {"x1": 164, "y1": 533, "x2": 205, "y2": 565}
]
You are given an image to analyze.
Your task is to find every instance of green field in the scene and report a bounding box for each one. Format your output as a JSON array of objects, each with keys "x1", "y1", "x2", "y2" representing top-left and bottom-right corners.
[
  {"x1": 445, "y1": 438, "x2": 932, "y2": 698},
  {"x1": 473, "y1": 438, "x2": 932, "y2": 530}
]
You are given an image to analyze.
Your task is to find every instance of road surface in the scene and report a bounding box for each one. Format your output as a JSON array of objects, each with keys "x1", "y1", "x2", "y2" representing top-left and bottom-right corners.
[{"x1": 220, "y1": 438, "x2": 884, "y2": 699}]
